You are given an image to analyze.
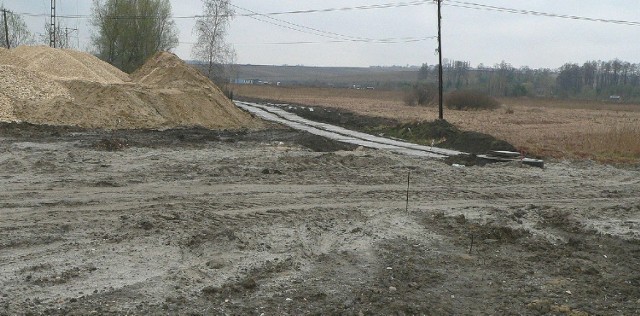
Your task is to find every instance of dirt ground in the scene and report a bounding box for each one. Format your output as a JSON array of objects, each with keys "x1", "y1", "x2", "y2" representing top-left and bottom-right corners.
[{"x1": 1, "y1": 123, "x2": 639, "y2": 315}]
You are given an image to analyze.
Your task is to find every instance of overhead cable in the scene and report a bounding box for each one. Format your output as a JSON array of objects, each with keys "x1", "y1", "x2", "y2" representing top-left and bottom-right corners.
[
  {"x1": 13, "y1": 1, "x2": 640, "y2": 28},
  {"x1": 237, "y1": 0, "x2": 434, "y2": 17},
  {"x1": 444, "y1": 1, "x2": 640, "y2": 26},
  {"x1": 230, "y1": 3, "x2": 433, "y2": 44},
  {"x1": 14, "y1": 0, "x2": 435, "y2": 20}
]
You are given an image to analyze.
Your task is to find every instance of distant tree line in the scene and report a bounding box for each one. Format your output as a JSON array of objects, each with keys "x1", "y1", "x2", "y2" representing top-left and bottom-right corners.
[
  {"x1": 417, "y1": 59, "x2": 640, "y2": 102},
  {"x1": 555, "y1": 60, "x2": 640, "y2": 100},
  {"x1": 419, "y1": 60, "x2": 555, "y2": 98}
]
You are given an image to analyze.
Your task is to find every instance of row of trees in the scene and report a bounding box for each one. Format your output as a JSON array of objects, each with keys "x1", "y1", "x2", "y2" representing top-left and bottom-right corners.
[
  {"x1": 418, "y1": 59, "x2": 640, "y2": 101},
  {"x1": 418, "y1": 60, "x2": 555, "y2": 98}
]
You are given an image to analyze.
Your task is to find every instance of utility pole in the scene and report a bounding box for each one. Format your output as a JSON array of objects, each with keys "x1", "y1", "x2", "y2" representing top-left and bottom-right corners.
[
  {"x1": 437, "y1": 0, "x2": 444, "y2": 120},
  {"x1": 64, "y1": 27, "x2": 79, "y2": 49},
  {"x1": 2, "y1": 9, "x2": 9, "y2": 49},
  {"x1": 50, "y1": 0, "x2": 56, "y2": 48}
]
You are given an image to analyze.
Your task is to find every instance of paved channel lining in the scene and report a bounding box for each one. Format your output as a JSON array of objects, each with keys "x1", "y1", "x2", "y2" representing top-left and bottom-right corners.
[{"x1": 236, "y1": 101, "x2": 463, "y2": 159}]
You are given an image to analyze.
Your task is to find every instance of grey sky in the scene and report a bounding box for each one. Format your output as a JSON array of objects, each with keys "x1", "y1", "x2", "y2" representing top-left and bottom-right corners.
[{"x1": 3, "y1": 0, "x2": 640, "y2": 69}]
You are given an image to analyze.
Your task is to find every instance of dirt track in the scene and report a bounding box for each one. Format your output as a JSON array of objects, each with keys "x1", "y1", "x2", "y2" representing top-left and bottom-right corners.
[{"x1": 1, "y1": 124, "x2": 639, "y2": 315}]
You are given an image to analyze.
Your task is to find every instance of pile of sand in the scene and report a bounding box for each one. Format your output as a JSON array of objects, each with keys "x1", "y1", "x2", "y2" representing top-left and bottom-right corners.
[
  {"x1": 0, "y1": 65, "x2": 70, "y2": 101},
  {"x1": 127, "y1": 51, "x2": 257, "y2": 128},
  {"x1": 0, "y1": 46, "x2": 262, "y2": 129},
  {"x1": 1, "y1": 46, "x2": 130, "y2": 84},
  {"x1": 132, "y1": 51, "x2": 213, "y2": 89},
  {"x1": 0, "y1": 65, "x2": 72, "y2": 122}
]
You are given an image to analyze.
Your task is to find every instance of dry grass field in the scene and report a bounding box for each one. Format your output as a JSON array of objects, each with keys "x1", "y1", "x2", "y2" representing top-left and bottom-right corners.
[{"x1": 234, "y1": 85, "x2": 640, "y2": 163}]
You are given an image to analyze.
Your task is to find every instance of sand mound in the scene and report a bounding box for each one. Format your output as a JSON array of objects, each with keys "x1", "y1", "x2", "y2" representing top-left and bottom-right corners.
[
  {"x1": 2, "y1": 46, "x2": 130, "y2": 84},
  {"x1": 1, "y1": 46, "x2": 262, "y2": 130},
  {"x1": 15, "y1": 80, "x2": 258, "y2": 129},
  {"x1": 0, "y1": 94, "x2": 14, "y2": 122},
  {"x1": 0, "y1": 65, "x2": 71, "y2": 122},
  {"x1": 0, "y1": 47, "x2": 24, "y2": 69},
  {"x1": 132, "y1": 51, "x2": 211, "y2": 89},
  {"x1": 0, "y1": 65, "x2": 70, "y2": 101},
  {"x1": 14, "y1": 81, "x2": 164, "y2": 128}
]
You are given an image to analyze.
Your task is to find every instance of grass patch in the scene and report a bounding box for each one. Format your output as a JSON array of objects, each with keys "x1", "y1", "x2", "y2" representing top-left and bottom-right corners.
[
  {"x1": 578, "y1": 124, "x2": 640, "y2": 163},
  {"x1": 371, "y1": 120, "x2": 516, "y2": 154}
]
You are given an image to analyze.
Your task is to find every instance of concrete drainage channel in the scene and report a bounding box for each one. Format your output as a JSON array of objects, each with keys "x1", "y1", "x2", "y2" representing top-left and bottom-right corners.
[
  {"x1": 235, "y1": 101, "x2": 461, "y2": 159},
  {"x1": 235, "y1": 101, "x2": 545, "y2": 168}
]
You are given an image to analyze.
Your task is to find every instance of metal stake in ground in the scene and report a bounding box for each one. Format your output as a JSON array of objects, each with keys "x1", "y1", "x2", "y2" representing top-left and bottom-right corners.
[{"x1": 406, "y1": 171, "x2": 411, "y2": 212}]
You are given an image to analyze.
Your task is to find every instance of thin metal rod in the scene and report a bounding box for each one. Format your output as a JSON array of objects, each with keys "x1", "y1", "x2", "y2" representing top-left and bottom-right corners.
[{"x1": 405, "y1": 171, "x2": 411, "y2": 212}]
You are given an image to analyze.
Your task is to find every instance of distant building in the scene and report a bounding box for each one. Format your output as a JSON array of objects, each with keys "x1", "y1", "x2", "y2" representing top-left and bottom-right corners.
[{"x1": 232, "y1": 78, "x2": 260, "y2": 85}]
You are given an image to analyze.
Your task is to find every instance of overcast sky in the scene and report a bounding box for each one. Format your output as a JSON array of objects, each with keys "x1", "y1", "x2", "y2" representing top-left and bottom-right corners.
[{"x1": 4, "y1": 0, "x2": 640, "y2": 69}]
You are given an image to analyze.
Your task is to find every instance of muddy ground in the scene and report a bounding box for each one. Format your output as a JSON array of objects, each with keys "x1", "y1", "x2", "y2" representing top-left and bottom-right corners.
[{"x1": 1, "y1": 123, "x2": 639, "y2": 315}]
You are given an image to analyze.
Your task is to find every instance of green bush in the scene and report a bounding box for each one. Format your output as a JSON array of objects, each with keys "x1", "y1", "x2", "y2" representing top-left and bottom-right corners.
[{"x1": 445, "y1": 90, "x2": 500, "y2": 110}]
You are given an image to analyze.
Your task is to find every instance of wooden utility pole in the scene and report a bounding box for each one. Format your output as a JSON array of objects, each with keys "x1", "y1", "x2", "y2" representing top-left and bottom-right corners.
[
  {"x1": 437, "y1": 0, "x2": 444, "y2": 120},
  {"x1": 2, "y1": 9, "x2": 9, "y2": 49},
  {"x1": 50, "y1": 0, "x2": 56, "y2": 48}
]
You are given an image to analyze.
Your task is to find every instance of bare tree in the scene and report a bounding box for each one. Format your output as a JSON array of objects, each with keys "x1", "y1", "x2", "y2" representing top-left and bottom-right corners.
[
  {"x1": 192, "y1": 0, "x2": 235, "y2": 87},
  {"x1": 417, "y1": 63, "x2": 430, "y2": 82},
  {"x1": 1, "y1": 6, "x2": 35, "y2": 48},
  {"x1": 43, "y1": 22, "x2": 76, "y2": 49}
]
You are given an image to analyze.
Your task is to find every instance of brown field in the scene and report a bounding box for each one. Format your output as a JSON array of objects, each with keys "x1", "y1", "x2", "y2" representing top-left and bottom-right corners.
[{"x1": 234, "y1": 84, "x2": 640, "y2": 163}]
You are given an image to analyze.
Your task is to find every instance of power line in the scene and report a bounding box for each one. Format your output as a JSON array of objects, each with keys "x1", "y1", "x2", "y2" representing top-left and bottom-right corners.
[
  {"x1": 11, "y1": 1, "x2": 640, "y2": 28},
  {"x1": 11, "y1": 2, "x2": 436, "y2": 45},
  {"x1": 8, "y1": 1, "x2": 640, "y2": 51},
  {"x1": 230, "y1": 3, "x2": 432, "y2": 44},
  {"x1": 12, "y1": 2, "x2": 435, "y2": 46},
  {"x1": 236, "y1": 0, "x2": 434, "y2": 17},
  {"x1": 229, "y1": 37, "x2": 437, "y2": 46},
  {"x1": 443, "y1": 1, "x2": 640, "y2": 26},
  {"x1": 12, "y1": 1, "x2": 435, "y2": 20}
]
